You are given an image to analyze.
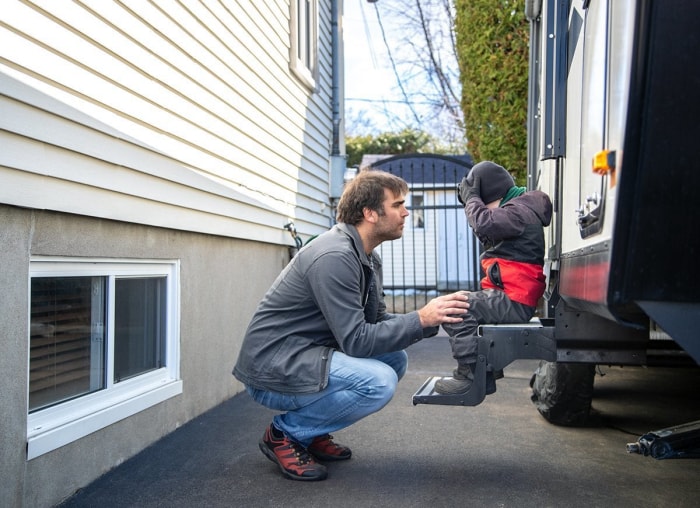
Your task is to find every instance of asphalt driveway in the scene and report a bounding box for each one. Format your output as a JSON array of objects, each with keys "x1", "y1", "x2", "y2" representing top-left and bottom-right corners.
[{"x1": 59, "y1": 333, "x2": 700, "y2": 507}]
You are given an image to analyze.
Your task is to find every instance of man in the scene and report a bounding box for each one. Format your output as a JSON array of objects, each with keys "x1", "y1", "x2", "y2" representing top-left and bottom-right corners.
[
  {"x1": 233, "y1": 169, "x2": 470, "y2": 481},
  {"x1": 435, "y1": 161, "x2": 552, "y2": 395}
]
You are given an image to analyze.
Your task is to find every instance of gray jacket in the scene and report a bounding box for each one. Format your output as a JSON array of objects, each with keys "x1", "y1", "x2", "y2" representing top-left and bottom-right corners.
[{"x1": 233, "y1": 223, "x2": 436, "y2": 394}]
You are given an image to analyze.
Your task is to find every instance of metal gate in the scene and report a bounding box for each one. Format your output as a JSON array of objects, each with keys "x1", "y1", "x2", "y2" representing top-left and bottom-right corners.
[{"x1": 369, "y1": 154, "x2": 481, "y2": 313}]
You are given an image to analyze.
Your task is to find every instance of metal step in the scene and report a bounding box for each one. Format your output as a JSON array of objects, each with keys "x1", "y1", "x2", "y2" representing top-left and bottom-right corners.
[
  {"x1": 412, "y1": 374, "x2": 488, "y2": 406},
  {"x1": 413, "y1": 320, "x2": 556, "y2": 407}
]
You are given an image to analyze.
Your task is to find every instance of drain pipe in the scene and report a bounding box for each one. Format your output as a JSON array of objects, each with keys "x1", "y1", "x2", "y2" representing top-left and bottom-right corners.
[
  {"x1": 331, "y1": 0, "x2": 343, "y2": 158},
  {"x1": 329, "y1": 0, "x2": 346, "y2": 220}
]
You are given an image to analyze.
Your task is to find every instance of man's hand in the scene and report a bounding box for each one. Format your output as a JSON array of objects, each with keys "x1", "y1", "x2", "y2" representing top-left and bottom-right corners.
[
  {"x1": 417, "y1": 291, "x2": 470, "y2": 328},
  {"x1": 457, "y1": 174, "x2": 481, "y2": 205}
]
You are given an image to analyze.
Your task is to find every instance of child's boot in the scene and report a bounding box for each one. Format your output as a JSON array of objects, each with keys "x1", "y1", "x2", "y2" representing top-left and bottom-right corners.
[{"x1": 434, "y1": 363, "x2": 474, "y2": 394}]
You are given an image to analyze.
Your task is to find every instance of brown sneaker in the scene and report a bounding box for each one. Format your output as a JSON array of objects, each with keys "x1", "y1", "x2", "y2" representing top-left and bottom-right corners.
[
  {"x1": 258, "y1": 424, "x2": 327, "y2": 481},
  {"x1": 308, "y1": 434, "x2": 352, "y2": 461}
]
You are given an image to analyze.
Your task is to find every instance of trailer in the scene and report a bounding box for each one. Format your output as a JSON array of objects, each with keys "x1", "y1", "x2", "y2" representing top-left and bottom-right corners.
[{"x1": 414, "y1": 0, "x2": 700, "y2": 429}]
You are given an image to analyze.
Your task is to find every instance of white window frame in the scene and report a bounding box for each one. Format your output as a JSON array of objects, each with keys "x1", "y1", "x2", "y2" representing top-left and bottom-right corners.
[
  {"x1": 411, "y1": 193, "x2": 425, "y2": 229},
  {"x1": 290, "y1": 0, "x2": 319, "y2": 90},
  {"x1": 26, "y1": 257, "x2": 181, "y2": 460}
]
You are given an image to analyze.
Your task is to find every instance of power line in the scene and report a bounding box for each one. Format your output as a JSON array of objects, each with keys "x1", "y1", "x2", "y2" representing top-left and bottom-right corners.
[
  {"x1": 359, "y1": 0, "x2": 379, "y2": 69},
  {"x1": 347, "y1": 97, "x2": 438, "y2": 106},
  {"x1": 370, "y1": 2, "x2": 422, "y2": 125}
]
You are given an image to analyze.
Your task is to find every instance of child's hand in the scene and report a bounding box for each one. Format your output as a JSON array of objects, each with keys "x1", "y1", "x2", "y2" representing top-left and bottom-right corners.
[{"x1": 458, "y1": 174, "x2": 481, "y2": 205}]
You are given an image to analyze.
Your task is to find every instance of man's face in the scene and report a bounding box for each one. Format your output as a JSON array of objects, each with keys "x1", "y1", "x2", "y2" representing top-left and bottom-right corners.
[{"x1": 374, "y1": 188, "x2": 409, "y2": 241}]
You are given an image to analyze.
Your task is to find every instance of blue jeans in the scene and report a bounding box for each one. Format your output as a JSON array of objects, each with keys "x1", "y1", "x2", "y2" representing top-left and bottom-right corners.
[{"x1": 246, "y1": 350, "x2": 408, "y2": 447}]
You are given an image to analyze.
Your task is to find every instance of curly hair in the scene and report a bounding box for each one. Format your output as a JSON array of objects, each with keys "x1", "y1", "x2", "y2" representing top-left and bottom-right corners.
[{"x1": 336, "y1": 169, "x2": 409, "y2": 225}]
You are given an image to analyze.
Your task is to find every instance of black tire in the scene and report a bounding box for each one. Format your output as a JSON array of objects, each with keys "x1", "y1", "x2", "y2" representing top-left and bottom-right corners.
[{"x1": 529, "y1": 361, "x2": 596, "y2": 426}]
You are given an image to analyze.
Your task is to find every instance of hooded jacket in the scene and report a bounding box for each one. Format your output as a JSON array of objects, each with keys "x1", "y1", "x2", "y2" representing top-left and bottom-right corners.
[
  {"x1": 233, "y1": 223, "x2": 437, "y2": 394},
  {"x1": 466, "y1": 190, "x2": 553, "y2": 307}
]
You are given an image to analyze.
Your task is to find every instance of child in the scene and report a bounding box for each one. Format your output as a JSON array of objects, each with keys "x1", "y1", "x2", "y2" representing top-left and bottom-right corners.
[{"x1": 435, "y1": 161, "x2": 553, "y2": 394}]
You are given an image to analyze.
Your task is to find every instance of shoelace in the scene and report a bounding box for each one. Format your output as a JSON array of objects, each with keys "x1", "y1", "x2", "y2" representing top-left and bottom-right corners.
[{"x1": 286, "y1": 441, "x2": 315, "y2": 464}]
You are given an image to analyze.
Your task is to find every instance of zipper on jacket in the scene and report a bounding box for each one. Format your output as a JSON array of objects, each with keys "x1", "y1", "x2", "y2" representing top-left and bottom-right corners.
[{"x1": 319, "y1": 348, "x2": 331, "y2": 390}]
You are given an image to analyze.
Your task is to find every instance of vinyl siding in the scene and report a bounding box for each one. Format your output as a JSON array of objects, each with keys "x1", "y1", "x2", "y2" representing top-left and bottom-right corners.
[{"x1": 0, "y1": 0, "x2": 334, "y2": 243}]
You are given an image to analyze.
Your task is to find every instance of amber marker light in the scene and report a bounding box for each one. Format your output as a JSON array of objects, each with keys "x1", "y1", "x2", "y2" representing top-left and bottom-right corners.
[{"x1": 593, "y1": 149, "x2": 617, "y2": 187}]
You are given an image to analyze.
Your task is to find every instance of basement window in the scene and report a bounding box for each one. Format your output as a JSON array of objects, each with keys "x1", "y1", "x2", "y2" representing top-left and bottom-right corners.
[{"x1": 27, "y1": 257, "x2": 181, "y2": 459}]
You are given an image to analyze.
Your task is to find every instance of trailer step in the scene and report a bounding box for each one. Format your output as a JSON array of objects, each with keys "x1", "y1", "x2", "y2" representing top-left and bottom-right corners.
[
  {"x1": 412, "y1": 375, "x2": 488, "y2": 406},
  {"x1": 413, "y1": 320, "x2": 557, "y2": 407}
]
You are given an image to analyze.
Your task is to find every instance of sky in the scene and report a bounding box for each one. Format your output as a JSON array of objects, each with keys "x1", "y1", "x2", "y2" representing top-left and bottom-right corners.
[
  {"x1": 341, "y1": 1, "x2": 464, "y2": 145},
  {"x1": 343, "y1": 0, "x2": 397, "y2": 133}
]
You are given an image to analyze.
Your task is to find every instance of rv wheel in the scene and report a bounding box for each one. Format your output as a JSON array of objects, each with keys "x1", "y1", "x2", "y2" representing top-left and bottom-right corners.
[{"x1": 529, "y1": 361, "x2": 596, "y2": 426}]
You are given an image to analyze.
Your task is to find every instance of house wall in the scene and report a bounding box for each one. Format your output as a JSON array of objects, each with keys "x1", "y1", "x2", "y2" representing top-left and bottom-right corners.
[
  {"x1": 0, "y1": 0, "x2": 338, "y2": 505},
  {"x1": 0, "y1": 204, "x2": 288, "y2": 507},
  {"x1": 0, "y1": 0, "x2": 334, "y2": 240}
]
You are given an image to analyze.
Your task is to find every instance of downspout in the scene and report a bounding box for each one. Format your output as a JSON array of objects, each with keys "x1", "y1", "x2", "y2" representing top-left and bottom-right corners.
[
  {"x1": 331, "y1": 0, "x2": 343, "y2": 158},
  {"x1": 329, "y1": 0, "x2": 347, "y2": 218}
]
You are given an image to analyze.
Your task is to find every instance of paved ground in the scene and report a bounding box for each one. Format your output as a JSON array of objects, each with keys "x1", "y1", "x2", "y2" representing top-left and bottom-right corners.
[{"x1": 60, "y1": 333, "x2": 700, "y2": 508}]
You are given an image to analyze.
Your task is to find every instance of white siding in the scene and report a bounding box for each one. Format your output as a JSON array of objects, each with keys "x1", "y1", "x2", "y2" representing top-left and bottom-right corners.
[{"x1": 0, "y1": 0, "x2": 334, "y2": 244}]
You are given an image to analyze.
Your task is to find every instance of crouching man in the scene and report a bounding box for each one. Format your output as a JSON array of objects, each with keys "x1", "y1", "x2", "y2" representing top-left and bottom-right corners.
[{"x1": 233, "y1": 170, "x2": 470, "y2": 481}]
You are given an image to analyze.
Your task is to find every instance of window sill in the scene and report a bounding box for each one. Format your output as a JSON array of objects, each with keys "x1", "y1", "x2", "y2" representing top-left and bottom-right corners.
[{"x1": 27, "y1": 377, "x2": 183, "y2": 460}]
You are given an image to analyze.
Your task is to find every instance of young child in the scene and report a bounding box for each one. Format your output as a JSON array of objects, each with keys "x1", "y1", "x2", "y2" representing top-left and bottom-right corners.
[{"x1": 435, "y1": 161, "x2": 553, "y2": 394}]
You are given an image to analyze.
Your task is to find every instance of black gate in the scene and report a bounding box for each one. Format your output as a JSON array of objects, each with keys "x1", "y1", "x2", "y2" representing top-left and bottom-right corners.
[{"x1": 370, "y1": 154, "x2": 481, "y2": 313}]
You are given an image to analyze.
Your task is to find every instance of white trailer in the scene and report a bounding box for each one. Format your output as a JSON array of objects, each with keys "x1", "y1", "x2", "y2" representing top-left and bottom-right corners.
[{"x1": 415, "y1": 0, "x2": 700, "y2": 432}]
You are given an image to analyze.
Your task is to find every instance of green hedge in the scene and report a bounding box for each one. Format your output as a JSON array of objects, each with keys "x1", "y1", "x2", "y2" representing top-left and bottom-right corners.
[{"x1": 455, "y1": 0, "x2": 529, "y2": 184}]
